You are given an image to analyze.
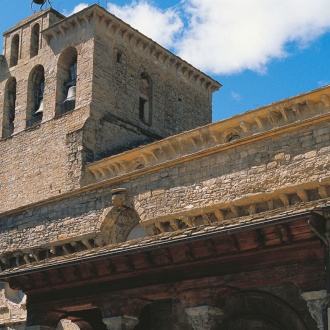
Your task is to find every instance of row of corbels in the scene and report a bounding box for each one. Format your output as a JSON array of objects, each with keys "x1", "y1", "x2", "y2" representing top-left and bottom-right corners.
[
  {"x1": 43, "y1": 6, "x2": 218, "y2": 91},
  {"x1": 89, "y1": 94, "x2": 330, "y2": 180},
  {"x1": 43, "y1": 11, "x2": 93, "y2": 42},
  {"x1": 143, "y1": 186, "x2": 330, "y2": 236},
  {"x1": 0, "y1": 237, "x2": 102, "y2": 272}
]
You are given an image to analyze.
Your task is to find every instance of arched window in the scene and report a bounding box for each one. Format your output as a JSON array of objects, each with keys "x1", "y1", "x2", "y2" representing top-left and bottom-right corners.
[
  {"x1": 27, "y1": 65, "x2": 45, "y2": 127},
  {"x1": 30, "y1": 23, "x2": 40, "y2": 58},
  {"x1": 56, "y1": 47, "x2": 77, "y2": 116},
  {"x1": 139, "y1": 72, "x2": 152, "y2": 125},
  {"x1": 2, "y1": 77, "x2": 16, "y2": 138},
  {"x1": 10, "y1": 34, "x2": 19, "y2": 67}
]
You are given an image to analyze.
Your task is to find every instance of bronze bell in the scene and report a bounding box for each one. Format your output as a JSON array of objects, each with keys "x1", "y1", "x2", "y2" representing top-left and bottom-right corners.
[
  {"x1": 34, "y1": 99, "x2": 44, "y2": 116},
  {"x1": 63, "y1": 86, "x2": 76, "y2": 112},
  {"x1": 31, "y1": 0, "x2": 51, "y2": 10}
]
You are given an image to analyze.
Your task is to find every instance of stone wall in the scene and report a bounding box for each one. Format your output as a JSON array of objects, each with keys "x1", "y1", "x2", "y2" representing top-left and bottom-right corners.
[
  {"x1": 135, "y1": 116, "x2": 330, "y2": 222},
  {"x1": 0, "y1": 95, "x2": 329, "y2": 254},
  {"x1": 84, "y1": 11, "x2": 217, "y2": 162},
  {"x1": 1, "y1": 10, "x2": 64, "y2": 62},
  {"x1": 0, "y1": 9, "x2": 95, "y2": 213},
  {"x1": 0, "y1": 5, "x2": 218, "y2": 214}
]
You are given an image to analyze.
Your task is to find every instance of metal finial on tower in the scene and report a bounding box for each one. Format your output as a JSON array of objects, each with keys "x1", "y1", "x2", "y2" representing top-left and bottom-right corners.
[{"x1": 31, "y1": 0, "x2": 52, "y2": 11}]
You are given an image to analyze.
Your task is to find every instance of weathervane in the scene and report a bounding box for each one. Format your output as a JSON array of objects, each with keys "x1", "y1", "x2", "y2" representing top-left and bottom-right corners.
[{"x1": 31, "y1": 0, "x2": 52, "y2": 11}]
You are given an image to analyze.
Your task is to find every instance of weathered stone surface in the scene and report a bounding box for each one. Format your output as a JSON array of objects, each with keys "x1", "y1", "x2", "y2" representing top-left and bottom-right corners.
[
  {"x1": 0, "y1": 5, "x2": 217, "y2": 215},
  {"x1": 185, "y1": 306, "x2": 223, "y2": 330},
  {"x1": 0, "y1": 3, "x2": 329, "y2": 330},
  {"x1": 0, "y1": 283, "x2": 26, "y2": 330},
  {"x1": 103, "y1": 316, "x2": 139, "y2": 330}
]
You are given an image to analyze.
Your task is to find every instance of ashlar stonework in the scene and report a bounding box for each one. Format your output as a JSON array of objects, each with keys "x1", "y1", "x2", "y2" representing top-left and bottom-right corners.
[{"x1": 0, "y1": 4, "x2": 329, "y2": 330}]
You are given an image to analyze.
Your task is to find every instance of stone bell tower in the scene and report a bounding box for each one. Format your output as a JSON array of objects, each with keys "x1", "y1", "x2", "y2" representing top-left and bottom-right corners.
[{"x1": 0, "y1": 4, "x2": 220, "y2": 212}]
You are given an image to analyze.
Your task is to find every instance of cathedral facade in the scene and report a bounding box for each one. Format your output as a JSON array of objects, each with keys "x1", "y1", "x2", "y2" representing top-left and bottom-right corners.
[{"x1": 0, "y1": 4, "x2": 329, "y2": 330}]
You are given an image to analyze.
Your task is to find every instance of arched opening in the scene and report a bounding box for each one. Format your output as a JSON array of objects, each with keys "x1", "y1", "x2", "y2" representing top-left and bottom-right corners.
[
  {"x1": 30, "y1": 23, "x2": 40, "y2": 58},
  {"x1": 139, "y1": 72, "x2": 152, "y2": 125},
  {"x1": 10, "y1": 34, "x2": 19, "y2": 67},
  {"x1": 134, "y1": 299, "x2": 190, "y2": 329},
  {"x1": 97, "y1": 205, "x2": 142, "y2": 245},
  {"x1": 56, "y1": 47, "x2": 77, "y2": 116},
  {"x1": 126, "y1": 224, "x2": 148, "y2": 241},
  {"x1": 27, "y1": 65, "x2": 45, "y2": 127},
  {"x1": 2, "y1": 77, "x2": 16, "y2": 138},
  {"x1": 56, "y1": 309, "x2": 107, "y2": 330},
  {"x1": 219, "y1": 291, "x2": 308, "y2": 330},
  {"x1": 224, "y1": 129, "x2": 240, "y2": 143}
]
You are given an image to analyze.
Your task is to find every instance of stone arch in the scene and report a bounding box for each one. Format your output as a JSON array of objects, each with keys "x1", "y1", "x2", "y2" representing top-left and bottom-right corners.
[
  {"x1": 134, "y1": 298, "x2": 190, "y2": 330},
  {"x1": 2, "y1": 77, "x2": 16, "y2": 138},
  {"x1": 139, "y1": 71, "x2": 152, "y2": 125},
  {"x1": 10, "y1": 34, "x2": 19, "y2": 67},
  {"x1": 27, "y1": 64, "x2": 45, "y2": 127},
  {"x1": 30, "y1": 23, "x2": 40, "y2": 58},
  {"x1": 223, "y1": 129, "x2": 240, "y2": 143},
  {"x1": 219, "y1": 291, "x2": 308, "y2": 330},
  {"x1": 56, "y1": 46, "x2": 78, "y2": 115},
  {"x1": 97, "y1": 205, "x2": 142, "y2": 244},
  {"x1": 55, "y1": 309, "x2": 106, "y2": 330}
]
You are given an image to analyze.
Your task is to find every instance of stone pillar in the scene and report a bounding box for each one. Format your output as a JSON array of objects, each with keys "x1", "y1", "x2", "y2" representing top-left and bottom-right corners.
[
  {"x1": 185, "y1": 306, "x2": 224, "y2": 330},
  {"x1": 301, "y1": 290, "x2": 327, "y2": 330},
  {"x1": 102, "y1": 316, "x2": 139, "y2": 330}
]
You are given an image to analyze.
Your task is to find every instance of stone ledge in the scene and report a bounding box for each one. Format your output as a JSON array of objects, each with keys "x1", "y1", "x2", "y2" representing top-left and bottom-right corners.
[
  {"x1": 87, "y1": 86, "x2": 330, "y2": 182},
  {"x1": 1, "y1": 193, "x2": 329, "y2": 275}
]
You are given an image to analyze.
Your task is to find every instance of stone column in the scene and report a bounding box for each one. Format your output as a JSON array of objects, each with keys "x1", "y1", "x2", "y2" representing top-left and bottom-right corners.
[
  {"x1": 102, "y1": 316, "x2": 139, "y2": 330},
  {"x1": 185, "y1": 306, "x2": 224, "y2": 330},
  {"x1": 301, "y1": 290, "x2": 327, "y2": 330}
]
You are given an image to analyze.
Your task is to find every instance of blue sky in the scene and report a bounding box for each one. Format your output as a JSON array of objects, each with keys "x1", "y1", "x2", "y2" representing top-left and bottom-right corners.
[{"x1": 1, "y1": 0, "x2": 330, "y2": 121}]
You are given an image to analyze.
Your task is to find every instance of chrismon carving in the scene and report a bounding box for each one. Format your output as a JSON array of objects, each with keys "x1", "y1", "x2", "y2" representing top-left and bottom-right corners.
[{"x1": 95, "y1": 188, "x2": 142, "y2": 245}]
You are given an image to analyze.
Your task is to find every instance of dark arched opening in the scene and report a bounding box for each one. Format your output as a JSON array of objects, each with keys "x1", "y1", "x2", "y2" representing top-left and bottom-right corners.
[
  {"x1": 30, "y1": 23, "x2": 40, "y2": 58},
  {"x1": 56, "y1": 46, "x2": 77, "y2": 115},
  {"x1": 27, "y1": 65, "x2": 45, "y2": 127},
  {"x1": 10, "y1": 34, "x2": 19, "y2": 67},
  {"x1": 2, "y1": 77, "x2": 16, "y2": 138}
]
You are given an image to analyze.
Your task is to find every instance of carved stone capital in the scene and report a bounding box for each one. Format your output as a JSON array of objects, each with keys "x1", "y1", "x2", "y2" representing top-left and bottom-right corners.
[
  {"x1": 185, "y1": 306, "x2": 224, "y2": 330},
  {"x1": 301, "y1": 290, "x2": 327, "y2": 330},
  {"x1": 103, "y1": 316, "x2": 139, "y2": 330}
]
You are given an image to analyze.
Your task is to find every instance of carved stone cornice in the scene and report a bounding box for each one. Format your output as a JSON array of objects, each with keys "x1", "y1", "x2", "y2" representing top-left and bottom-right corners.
[
  {"x1": 0, "y1": 189, "x2": 329, "y2": 273},
  {"x1": 141, "y1": 184, "x2": 330, "y2": 235},
  {"x1": 87, "y1": 86, "x2": 330, "y2": 182}
]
